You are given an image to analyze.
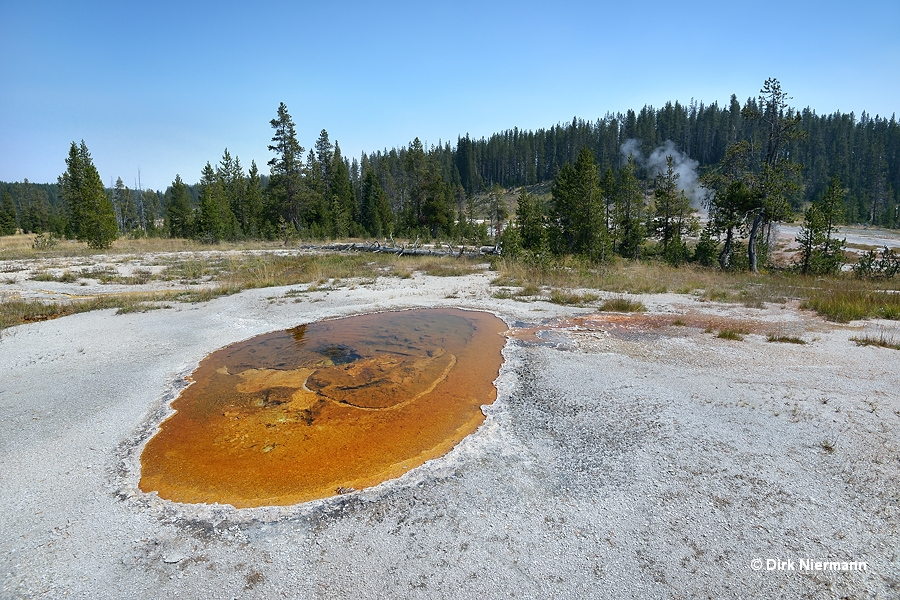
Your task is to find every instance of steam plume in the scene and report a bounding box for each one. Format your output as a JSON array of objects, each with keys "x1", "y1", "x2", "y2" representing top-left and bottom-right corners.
[{"x1": 620, "y1": 139, "x2": 707, "y2": 211}]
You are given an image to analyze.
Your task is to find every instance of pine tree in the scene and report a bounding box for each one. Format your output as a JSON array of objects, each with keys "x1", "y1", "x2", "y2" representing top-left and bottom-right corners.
[
  {"x1": 112, "y1": 177, "x2": 140, "y2": 234},
  {"x1": 693, "y1": 221, "x2": 719, "y2": 266},
  {"x1": 515, "y1": 186, "x2": 545, "y2": 253},
  {"x1": 0, "y1": 190, "x2": 17, "y2": 235},
  {"x1": 18, "y1": 179, "x2": 48, "y2": 234},
  {"x1": 701, "y1": 141, "x2": 755, "y2": 268},
  {"x1": 743, "y1": 78, "x2": 805, "y2": 272},
  {"x1": 600, "y1": 167, "x2": 617, "y2": 244},
  {"x1": 244, "y1": 161, "x2": 264, "y2": 238},
  {"x1": 549, "y1": 162, "x2": 577, "y2": 254},
  {"x1": 315, "y1": 129, "x2": 334, "y2": 198},
  {"x1": 488, "y1": 184, "x2": 508, "y2": 243},
  {"x1": 267, "y1": 103, "x2": 305, "y2": 231},
  {"x1": 329, "y1": 142, "x2": 356, "y2": 238},
  {"x1": 422, "y1": 176, "x2": 453, "y2": 238},
  {"x1": 651, "y1": 156, "x2": 693, "y2": 265},
  {"x1": 614, "y1": 156, "x2": 645, "y2": 259},
  {"x1": 196, "y1": 162, "x2": 238, "y2": 243},
  {"x1": 165, "y1": 174, "x2": 193, "y2": 238},
  {"x1": 404, "y1": 138, "x2": 428, "y2": 230},
  {"x1": 141, "y1": 189, "x2": 163, "y2": 236},
  {"x1": 797, "y1": 176, "x2": 846, "y2": 274},
  {"x1": 302, "y1": 149, "x2": 329, "y2": 234},
  {"x1": 58, "y1": 141, "x2": 118, "y2": 249},
  {"x1": 360, "y1": 168, "x2": 390, "y2": 237},
  {"x1": 549, "y1": 147, "x2": 608, "y2": 260},
  {"x1": 218, "y1": 149, "x2": 247, "y2": 237},
  {"x1": 573, "y1": 147, "x2": 608, "y2": 261}
]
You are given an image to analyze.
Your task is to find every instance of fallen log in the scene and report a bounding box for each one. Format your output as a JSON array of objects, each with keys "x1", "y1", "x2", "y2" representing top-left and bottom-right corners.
[{"x1": 311, "y1": 242, "x2": 501, "y2": 257}]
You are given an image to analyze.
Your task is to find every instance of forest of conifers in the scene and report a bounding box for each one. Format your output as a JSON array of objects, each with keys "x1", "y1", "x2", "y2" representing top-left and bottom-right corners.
[{"x1": 1, "y1": 88, "x2": 898, "y2": 246}]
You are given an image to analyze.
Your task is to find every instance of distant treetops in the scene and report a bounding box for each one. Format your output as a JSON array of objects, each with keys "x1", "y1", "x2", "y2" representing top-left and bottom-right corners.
[{"x1": 5, "y1": 78, "x2": 892, "y2": 271}]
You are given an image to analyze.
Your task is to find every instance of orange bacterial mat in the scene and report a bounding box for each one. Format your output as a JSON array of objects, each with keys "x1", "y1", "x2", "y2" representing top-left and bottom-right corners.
[{"x1": 139, "y1": 308, "x2": 507, "y2": 507}]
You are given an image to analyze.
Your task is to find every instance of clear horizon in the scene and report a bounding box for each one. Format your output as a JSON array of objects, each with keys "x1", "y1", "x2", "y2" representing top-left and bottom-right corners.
[{"x1": 2, "y1": 0, "x2": 898, "y2": 190}]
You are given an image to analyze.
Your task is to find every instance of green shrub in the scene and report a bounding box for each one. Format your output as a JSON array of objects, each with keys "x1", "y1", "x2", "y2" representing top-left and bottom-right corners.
[{"x1": 600, "y1": 296, "x2": 645, "y2": 312}]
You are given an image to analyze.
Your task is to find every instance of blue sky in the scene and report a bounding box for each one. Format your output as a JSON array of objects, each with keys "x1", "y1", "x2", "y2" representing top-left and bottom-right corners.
[{"x1": 1, "y1": 0, "x2": 898, "y2": 190}]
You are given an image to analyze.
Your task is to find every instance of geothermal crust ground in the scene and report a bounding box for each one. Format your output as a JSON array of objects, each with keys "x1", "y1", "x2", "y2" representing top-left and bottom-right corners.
[{"x1": 1, "y1": 263, "x2": 899, "y2": 599}]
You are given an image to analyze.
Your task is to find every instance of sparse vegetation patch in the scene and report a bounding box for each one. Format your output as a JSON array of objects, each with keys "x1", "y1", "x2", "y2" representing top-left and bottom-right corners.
[
  {"x1": 716, "y1": 329, "x2": 747, "y2": 341},
  {"x1": 851, "y1": 330, "x2": 900, "y2": 350},
  {"x1": 767, "y1": 334, "x2": 807, "y2": 344},
  {"x1": 600, "y1": 296, "x2": 646, "y2": 313}
]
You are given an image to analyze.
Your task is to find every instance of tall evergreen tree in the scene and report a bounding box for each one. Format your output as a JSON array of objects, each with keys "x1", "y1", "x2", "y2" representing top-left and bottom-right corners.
[
  {"x1": 196, "y1": 162, "x2": 238, "y2": 242},
  {"x1": 515, "y1": 186, "x2": 545, "y2": 253},
  {"x1": 21, "y1": 189, "x2": 50, "y2": 234},
  {"x1": 112, "y1": 177, "x2": 140, "y2": 234},
  {"x1": 360, "y1": 167, "x2": 391, "y2": 237},
  {"x1": 488, "y1": 184, "x2": 508, "y2": 243},
  {"x1": 141, "y1": 189, "x2": 163, "y2": 236},
  {"x1": 746, "y1": 79, "x2": 804, "y2": 272},
  {"x1": 456, "y1": 134, "x2": 479, "y2": 196},
  {"x1": 0, "y1": 190, "x2": 17, "y2": 235},
  {"x1": 18, "y1": 180, "x2": 50, "y2": 234},
  {"x1": 549, "y1": 147, "x2": 608, "y2": 260},
  {"x1": 315, "y1": 129, "x2": 334, "y2": 198},
  {"x1": 422, "y1": 175, "x2": 453, "y2": 238},
  {"x1": 701, "y1": 141, "x2": 754, "y2": 268},
  {"x1": 329, "y1": 143, "x2": 356, "y2": 238},
  {"x1": 301, "y1": 149, "x2": 329, "y2": 235},
  {"x1": 244, "y1": 160, "x2": 264, "y2": 238},
  {"x1": 218, "y1": 149, "x2": 247, "y2": 237},
  {"x1": 614, "y1": 156, "x2": 645, "y2": 259},
  {"x1": 651, "y1": 156, "x2": 693, "y2": 264},
  {"x1": 404, "y1": 138, "x2": 428, "y2": 230},
  {"x1": 58, "y1": 141, "x2": 118, "y2": 249},
  {"x1": 165, "y1": 174, "x2": 193, "y2": 238},
  {"x1": 797, "y1": 176, "x2": 846, "y2": 274},
  {"x1": 267, "y1": 103, "x2": 305, "y2": 230}
]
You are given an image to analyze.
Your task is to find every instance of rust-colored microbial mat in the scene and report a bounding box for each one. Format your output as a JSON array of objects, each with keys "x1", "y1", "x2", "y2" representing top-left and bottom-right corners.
[{"x1": 139, "y1": 308, "x2": 507, "y2": 507}]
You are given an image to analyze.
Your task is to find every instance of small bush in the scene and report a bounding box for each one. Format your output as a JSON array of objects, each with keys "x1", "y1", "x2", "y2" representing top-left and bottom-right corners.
[
  {"x1": 118, "y1": 268, "x2": 154, "y2": 285},
  {"x1": 31, "y1": 269, "x2": 80, "y2": 283},
  {"x1": 31, "y1": 271, "x2": 56, "y2": 282},
  {"x1": 717, "y1": 329, "x2": 746, "y2": 341},
  {"x1": 514, "y1": 283, "x2": 542, "y2": 297},
  {"x1": 853, "y1": 246, "x2": 899, "y2": 279},
  {"x1": 84, "y1": 266, "x2": 119, "y2": 283},
  {"x1": 767, "y1": 334, "x2": 807, "y2": 344},
  {"x1": 32, "y1": 232, "x2": 58, "y2": 250},
  {"x1": 600, "y1": 296, "x2": 646, "y2": 312}
]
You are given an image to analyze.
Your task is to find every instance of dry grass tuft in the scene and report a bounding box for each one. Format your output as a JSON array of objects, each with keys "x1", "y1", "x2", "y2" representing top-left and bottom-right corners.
[
  {"x1": 716, "y1": 329, "x2": 747, "y2": 341},
  {"x1": 767, "y1": 334, "x2": 807, "y2": 344},
  {"x1": 851, "y1": 330, "x2": 900, "y2": 350},
  {"x1": 548, "y1": 289, "x2": 598, "y2": 306},
  {"x1": 600, "y1": 296, "x2": 646, "y2": 313},
  {"x1": 801, "y1": 283, "x2": 900, "y2": 322}
]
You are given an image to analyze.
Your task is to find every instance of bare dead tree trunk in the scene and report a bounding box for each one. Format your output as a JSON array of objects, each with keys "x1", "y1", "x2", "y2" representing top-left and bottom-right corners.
[
  {"x1": 747, "y1": 210, "x2": 765, "y2": 274},
  {"x1": 718, "y1": 227, "x2": 734, "y2": 269}
]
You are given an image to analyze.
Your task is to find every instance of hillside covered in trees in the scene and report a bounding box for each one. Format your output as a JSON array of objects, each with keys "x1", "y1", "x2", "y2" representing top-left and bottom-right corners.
[{"x1": 2, "y1": 81, "x2": 898, "y2": 256}]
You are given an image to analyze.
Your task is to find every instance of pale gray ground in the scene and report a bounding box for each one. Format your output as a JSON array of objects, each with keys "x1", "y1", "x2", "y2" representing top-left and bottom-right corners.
[
  {"x1": 778, "y1": 224, "x2": 900, "y2": 252},
  {"x1": 1, "y1": 266, "x2": 899, "y2": 599}
]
